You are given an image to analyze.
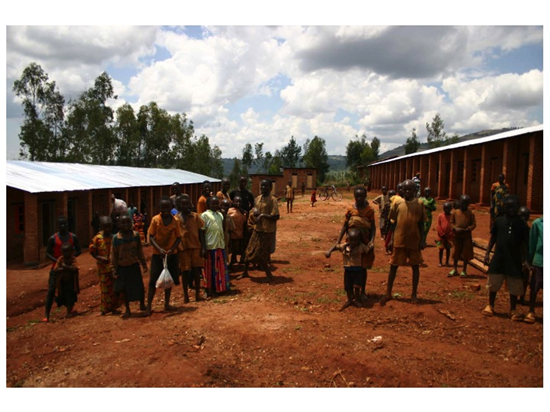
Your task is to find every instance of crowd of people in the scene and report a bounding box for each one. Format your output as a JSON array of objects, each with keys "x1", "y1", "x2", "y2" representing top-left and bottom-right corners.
[{"x1": 42, "y1": 172, "x2": 542, "y2": 325}]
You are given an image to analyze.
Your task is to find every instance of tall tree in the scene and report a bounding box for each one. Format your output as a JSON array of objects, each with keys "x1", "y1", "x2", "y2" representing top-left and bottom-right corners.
[
  {"x1": 241, "y1": 143, "x2": 254, "y2": 176},
  {"x1": 268, "y1": 150, "x2": 283, "y2": 175},
  {"x1": 169, "y1": 113, "x2": 195, "y2": 170},
  {"x1": 229, "y1": 157, "x2": 243, "y2": 187},
  {"x1": 254, "y1": 142, "x2": 264, "y2": 169},
  {"x1": 13, "y1": 62, "x2": 65, "y2": 161},
  {"x1": 114, "y1": 103, "x2": 141, "y2": 166},
  {"x1": 137, "y1": 102, "x2": 173, "y2": 168},
  {"x1": 404, "y1": 128, "x2": 421, "y2": 154},
  {"x1": 302, "y1": 136, "x2": 330, "y2": 183},
  {"x1": 370, "y1": 136, "x2": 381, "y2": 160},
  {"x1": 280, "y1": 136, "x2": 302, "y2": 168},
  {"x1": 426, "y1": 113, "x2": 447, "y2": 148}
]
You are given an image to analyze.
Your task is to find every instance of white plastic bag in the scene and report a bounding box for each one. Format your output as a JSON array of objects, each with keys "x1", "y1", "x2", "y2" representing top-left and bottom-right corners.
[
  {"x1": 156, "y1": 255, "x2": 175, "y2": 289},
  {"x1": 111, "y1": 196, "x2": 128, "y2": 215}
]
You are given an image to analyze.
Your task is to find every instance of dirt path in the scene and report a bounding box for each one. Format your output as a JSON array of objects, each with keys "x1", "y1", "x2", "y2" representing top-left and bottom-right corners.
[{"x1": 5, "y1": 190, "x2": 543, "y2": 389}]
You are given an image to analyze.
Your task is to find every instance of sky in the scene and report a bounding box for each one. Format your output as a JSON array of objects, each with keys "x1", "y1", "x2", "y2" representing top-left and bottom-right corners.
[{"x1": 3, "y1": 9, "x2": 544, "y2": 161}]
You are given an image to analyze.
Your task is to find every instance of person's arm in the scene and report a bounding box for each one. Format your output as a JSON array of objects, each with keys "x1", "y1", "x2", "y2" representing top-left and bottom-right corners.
[
  {"x1": 136, "y1": 233, "x2": 148, "y2": 269},
  {"x1": 90, "y1": 238, "x2": 109, "y2": 263},
  {"x1": 149, "y1": 235, "x2": 166, "y2": 255},
  {"x1": 45, "y1": 236, "x2": 57, "y2": 263},
  {"x1": 110, "y1": 241, "x2": 118, "y2": 272},
  {"x1": 326, "y1": 243, "x2": 344, "y2": 258},
  {"x1": 484, "y1": 233, "x2": 497, "y2": 266},
  {"x1": 467, "y1": 211, "x2": 476, "y2": 232},
  {"x1": 528, "y1": 221, "x2": 539, "y2": 264},
  {"x1": 72, "y1": 235, "x2": 82, "y2": 257}
]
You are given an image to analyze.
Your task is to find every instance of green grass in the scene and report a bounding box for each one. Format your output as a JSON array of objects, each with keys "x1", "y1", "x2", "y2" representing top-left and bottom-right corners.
[{"x1": 449, "y1": 291, "x2": 475, "y2": 300}]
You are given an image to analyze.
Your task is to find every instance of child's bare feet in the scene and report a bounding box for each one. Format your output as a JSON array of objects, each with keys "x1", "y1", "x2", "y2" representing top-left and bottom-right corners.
[
  {"x1": 411, "y1": 296, "x2": 419, "y2": 304},
  {"x1": 380, "y1": 294, "x2": 393, "y2": 306}
]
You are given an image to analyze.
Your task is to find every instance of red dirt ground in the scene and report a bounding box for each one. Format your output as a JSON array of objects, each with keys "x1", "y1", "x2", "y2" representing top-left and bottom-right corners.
[{"x1": 5, "y1": 189, "x2": 543, "y2": 390}]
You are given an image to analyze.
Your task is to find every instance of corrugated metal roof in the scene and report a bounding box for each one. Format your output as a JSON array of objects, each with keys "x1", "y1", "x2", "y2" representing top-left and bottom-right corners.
[
  {"x1": 368, "y1": 125, "x2": 543, "y2": 167},
  {"x1": 6, "y1": 161, "x2": 221, "y2": 194}
]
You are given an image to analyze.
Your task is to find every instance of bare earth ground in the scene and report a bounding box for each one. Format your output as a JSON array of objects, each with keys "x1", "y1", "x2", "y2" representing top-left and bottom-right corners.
[{"x1": 5, "y1": 190, "x2": 544, "y2": 389}]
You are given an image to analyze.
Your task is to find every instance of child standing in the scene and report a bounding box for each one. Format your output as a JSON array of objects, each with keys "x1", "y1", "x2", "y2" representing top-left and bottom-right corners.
[
  {"x1": 90, "y1": 216, "x2": 121, "y2": 316},
  {"x1": 197, "y1": 181, "x2": 212, "y2": 215},
  {"x1": 326, "y1": 228, "x2": 374, "y2": 310},
  {"x1": 285, "y1": 180, "x2": 295, "y2": 213},
  {"x1": 52, "y1": 242, "x2": 80, "y2": 319},
  {"x1": 449, "y1": 195, "x2": 476, "y2": 278},
  {"x1": 483, "y1": 196, "x2": 530, "y2": 320},
  {"x1": 147, "y1": 196, "x2": 182, "y2": 315},
  {"x1": 380, "y1": 179, "x2": 427, "y2": 305},
  {"x1": 310, "y1": 189, "x2": 317, "y2": 207},
  {"x1": 175, "y1": 194, "x2": 205, "y2": 303},
  {"x1": 525, "y1": 216, "x2": 543, "y2": 324},
  {"x1": 201, "y1": 196, "x2": 230, "y2": 297},
  {"x1": 435, "y1": 202, "x2": 454, "y2": 267},
  {"x1": 111, "y1": 214, "x2": 148, "y2": 318},
  {"x1": 372, "y1": 186, "x2": 390, "y2": 238},
  {"x1": 227, "y1": 195, "x2": 248, "y2": 269},
  {"x1": 420, "y1": 187, "x2": 437, "y2": 244},
  {"x1": 220, "y1": 198, "x2": 236, "y2": 267}
]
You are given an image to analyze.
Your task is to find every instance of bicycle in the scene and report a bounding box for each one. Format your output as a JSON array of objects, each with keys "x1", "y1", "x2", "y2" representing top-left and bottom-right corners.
[{"x1": 319, "y1": 185, "x2": 343, "y2": 201}]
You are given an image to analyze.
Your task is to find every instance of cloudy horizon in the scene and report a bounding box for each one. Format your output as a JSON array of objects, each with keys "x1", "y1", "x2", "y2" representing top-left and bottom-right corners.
[{"x1": 5, "y1": 25, "x2": 543, "y2": 161}]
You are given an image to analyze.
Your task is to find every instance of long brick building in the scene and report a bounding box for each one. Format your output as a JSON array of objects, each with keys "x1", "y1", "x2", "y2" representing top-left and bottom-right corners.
[
  {"x1": 367, "y1": 125, "x2": 543, "y2": 213},
  {"x1": 6, "y1": 161, "x2": 221, "y2": 265},
  {"x1": 249, "y1": 167, "x2": 318, "y2": 197}
]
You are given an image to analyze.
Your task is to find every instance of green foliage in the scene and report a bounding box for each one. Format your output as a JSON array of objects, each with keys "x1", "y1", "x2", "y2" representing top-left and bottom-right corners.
[
  {"x1": 345, "y1": 133, "x2": 379, "y2": 171},
  {"x1": 303, "y1": 136, "x2": 330, "y2": 182},
  {"x1": 241, "y1": 143, "x2": 253, "y2": 176},
  {"x1": 404, "y1": 128, "x2": 420, "y2": 154},
  {"x1": 229, "y1": 158, "x2": 243, "y2": 187},
  {"x1": 426, "y1": 113, "x2": 447, "y2": 148},
  {"x1": 280, "y1": 136, "x2": 302, "y2": 168}
]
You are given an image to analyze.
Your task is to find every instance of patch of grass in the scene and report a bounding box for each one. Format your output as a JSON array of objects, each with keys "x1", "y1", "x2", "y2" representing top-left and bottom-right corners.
[
  {"x1": 317, "y1": 296, "x2": 340, "y2": 304},
  {"x1": 449, "y1": 291, "x2": 474, "y2": 300},
  {"x1": 335, "y1": 288, "x2": 347, "y2": 296},
  {"x1": 7, "y1": 327, "x2": 17, "y2": 333},
  {"x1": 213, "y1": 299, "x2": 228, "y2": 304},
  {"x1": 368, "y1": 266, "x2": 387, "y2": 273}
]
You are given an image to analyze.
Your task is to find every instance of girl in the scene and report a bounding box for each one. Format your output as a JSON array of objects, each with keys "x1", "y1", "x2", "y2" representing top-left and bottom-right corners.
[
  {"x1": 52, "y1": 242, "x2": 80, "y2": 319},
  {"x1": 227, "y1": 195, "x2": 248, "y2": 268},
  {"x1": 201, "y1": 196, "x2": 230, "y2": 297},
  {"x1": 435, "y1": 202, "x2": 453, "y2": 267}
]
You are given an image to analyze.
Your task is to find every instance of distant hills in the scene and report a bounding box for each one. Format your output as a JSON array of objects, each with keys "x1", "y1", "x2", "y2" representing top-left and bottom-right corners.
[{"x1": 221, "y1": 128, "x2": 516, "y2": 175}]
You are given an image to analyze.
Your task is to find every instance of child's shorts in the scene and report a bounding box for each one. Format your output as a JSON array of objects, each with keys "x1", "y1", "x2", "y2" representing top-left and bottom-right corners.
[
  {"x1": 486, "y1": 274, "x2": 524, "y2": 296},
  {"x1": 179, "y1": 248, "x2": 204, "y2": 272},
  {"x1": 344, "y1": 266, "x2": 363, "y2": 292},
  {"x1": 150, "y1": 253, "x2": 180, "y2": 288},
  {"x1": 389, "y1": 247, "x2": 423, "y2": 266},
  {"x1": 452, "y1": 235, "x2": 474, "y2": 261}
]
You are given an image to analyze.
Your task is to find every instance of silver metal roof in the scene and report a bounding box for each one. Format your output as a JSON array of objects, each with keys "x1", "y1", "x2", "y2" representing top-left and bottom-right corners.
[
  {"x1": 6, "y1": 161, "x2": 221, "y2": 194},
  {"x1": 369, "y1": 124, "x2": 543, "y2": 167}
]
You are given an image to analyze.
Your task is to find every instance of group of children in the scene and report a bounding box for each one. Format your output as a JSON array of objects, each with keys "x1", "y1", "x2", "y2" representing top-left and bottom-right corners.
[
  {"x1": 326, "y1": 180, "x2": 543, "y2": 323},
  {"x1": 44, "y1": 177, "x2": 280, "y2": 321}
]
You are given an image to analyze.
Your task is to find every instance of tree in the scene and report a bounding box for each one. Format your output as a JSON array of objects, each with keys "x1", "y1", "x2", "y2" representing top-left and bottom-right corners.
[
  {"x1": 345, "y1": 134, "x2": 377, "y2": 169},
  {"x1": 254, "y1": 142, "x2": 264, "y2": 169},
  {"x1": 229, "y1": 158, "x2": 243, "y2": 187},
  {"x1": 370, "y1": 136, "x2": 380, "y2": 160},
  {"x1": 114, "y1": 103, "x2": 141, "y2": 166},
  {"x1": 241, "y1": 143, "x2": 253, "y2": 176},
  {"x1": 169, "y1": 113, "x2": 195, "y2": 170},
  {"x1": 268, "y1": 150, "x2": 283, "y2": 175},
  {"x1": 13, "y1": 62, "x2": 65, "y2": 161},
  {"x1": 302, "y1": 136, "x2": 330, "y2": 183},
  {"x1": 280, "y1": 136, "x2": 302, "y2": 168},
  {"x1": 404, "y1": 128, "x2": 421, "y2": 154},
  {"x1": 136, "y1": 102, "x2": 173, "y2": 167},
  {"x1": 426, "y1": 113, "x2": 447, "y2": 148}
]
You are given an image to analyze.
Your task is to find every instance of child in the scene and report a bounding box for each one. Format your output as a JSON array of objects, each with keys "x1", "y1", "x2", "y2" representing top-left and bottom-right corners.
[
  {"x1": 483, "y1": 196, "x2": 530, "y2": 321},
  {"x1": 197, "y1": 181, "x2": 212, "y2": 215},
  {"x1": 239, "y1": 179, "x2": 280, "y2": 281},
  {"x1": 382, "y1": 189, "x2": 396, "y2": 254},
  {"x1": 435, "y1": 202, "x2": 454, "y2": 267},
  {"x1": 449, "y1": 195, "x2": 476, "y2": 278},
  {"x1": 111, "y1": 214, "x2": 148, "y2": 318},
  {"x1": 326, "y1": 228, "x2": 374, "y2": 310},
  {"x1": 525, "y1": 215, "x2": 543, "y2": 324},
  {"x1": 518, "y1": 206, "x2": 531, "y2": 305},
  {"x1": 420, "y1": 187, "x2": 437, "y2": 244},
  {"x1": 175, "y1": 194, "x2": 205, "y2": 303},
  {"x1": 311, "y1": 189, "x2": 317, "y2": 207},
  {"x1": 285, "y1": 180, "x2": 295, "y2": 213},
  {"x1": 336, "y1": 186, "x2": 376, "y2": 301},
  {"x1": 89, "y1": 216, "x2": 121, "y2": 316},
  {"x1": 380, "y1": 179, "x2": 427, "y2": 305},
  {"x1": 147, "y1": 196, "x2": 182, "y2": 315},
  {"x1": 227, "y1": 195, "x2": 248, "y2": 268},
  {"x1": 372, "y1": 186, "x2": 390, "y2": 238},
  {"x1": 220, "y1": 198, "x2": 236, "y2": 267},
  {"x1": 201, "y1": 196, "x2": 230, "y2": 297},
  {"x1": 52, "y1": 242, "x2": 80, "y2": 319},
  {"x1": 216, "y1": 178, "x2": 232, "y2": 202},
  {"x1": 43, "y1": 216, "x2": 82, "y2": 322}
]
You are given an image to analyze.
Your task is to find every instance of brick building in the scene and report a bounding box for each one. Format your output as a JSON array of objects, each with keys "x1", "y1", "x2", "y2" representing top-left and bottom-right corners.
[
  {"x1": 248, "y1": 167, "x2": 318, "y2": 197},
  {"x1": 367, "y1": 125, "x2": 543, "y2": 213},
  {"x1": 6, "y1": 161, "x2": 221, "y2": 265}
]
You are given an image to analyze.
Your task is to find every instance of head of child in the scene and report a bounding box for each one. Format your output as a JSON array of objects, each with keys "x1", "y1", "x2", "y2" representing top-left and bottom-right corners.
[
  {"x1": 396, "y1": 183, "x2": 404, "y2": 197},
  {"x1": 221, "y1": 178, "x2": 230, "y2": 193},
  {"x1": 388, "y1": 189, "x2": 396, "y2": 198},
  {"x1": 498, "y1": 174, "x2": 506, "y2": 185},
  {"x1": 381, "y1": 186, "x2": 387, "y2": 195},
  {"x1": 261, "y1": 179, "x2": 272, "y2": 196},
  {"x1": 207, "y1": 196, "x2": 220, "y2": 212},
  {"x1": 504, "y1": 195, "x2": 520, "y2": 218},
  {"x1": 118, "y1": 214, "x2": 133, "y2": 233},
  {"x1": 233, "y1": 195, "x2": 243, "y2": 210},
  {"x1": 459, "y1": 195, "x2": 471, "y2": 211},
  {"x1": 401, "y1": 180, "x2": 416, "y2": 201},
  {"x1": 57, "y1": 216, "x2": 69, "y2": 234},
  {"x1": 61, "y1": 242, "x2": 74, "y2": 260},
  {"x1": 239, "y1": 176, "x2": 248, "y2": 190},
  {"x1": 443, "y1": 202, "x2": 453, "y2": 215},
  {"x1": 202, "y1": 181, "x2": 211, "y2": 197},
  {"x1": 159, "y1": 197, "x2": 172, "y2": 217},
  {"x1": 518, "y1": 206, "x2": 531, "y2": 223},
  {"x1": 424, "y1": 187, "x2": 432, "y2": 198},
  {"x1": 176, "y1": 195, "x2": 190, "y2": 214},
  {"x1": 353, "y1": 186, "x2": 367, "y2": 207},
  {"x1": 100, "y1": 216, "x2": 113, "y2": 236},
  {"x1": 453, "y1": 200, "x2": 460, "y2": 210},
  {"x1": 172, "y1": 182, "x2": 182, "y2": 196},
  {"x1": 288, "y1": 179, "x2": 292, "y2": 187},
  {"x1": 220, "y1": 198, "x2": 231, "y2": 215},
  {"x1": 347, "y1": 228, "x2": 362, "y2": 248}
]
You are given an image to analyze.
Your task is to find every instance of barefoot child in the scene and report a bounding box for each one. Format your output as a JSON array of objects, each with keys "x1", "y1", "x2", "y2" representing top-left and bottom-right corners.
[
  {"x1": 310, "y1": 189, "x2": 317, "y2": 207},
  {"x1": 435, "y1": 202, "x2": 453, "y2": 267},
  {"x1": 111, "y1": 214, "x2": 148, "y2": 318},
  {"x1": 285, "y1": 180, "x2": 295, "y2": 213},
  {"x1": 90, "y1": 216, "x2": 121, "y2": 316},
  {"x1": 52, "y1": 242, "x2": 80, "y2": 319},
  {"x1": 201, "y1": 196, "x2": 230, "y2": 296},
  {"x1": 147, "y1": 196, "x2": 182, "y2": 315},
  {"x1": 326, "y1": 228, "x2": 374, "y2": 310},
  {"x1": 380, "y1": 179, "x2": 427, "y2": 305},
  {"x1": 483, "y1": 196, "x2": 530, "y2": 321},
  {"x1": 449, "y1": 194, "x2": 476, "y2": 278}
]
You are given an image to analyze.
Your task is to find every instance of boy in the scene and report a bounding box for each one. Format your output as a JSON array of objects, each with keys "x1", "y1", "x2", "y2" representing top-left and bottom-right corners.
[
  {"x1": 238, "y1": 179, "x2": 279, "y2": 281},
  {"x1": 43, "y1": 216, "x2": 82, "y2": 322},
  {"x1": 420, "y1": 187, "x2": 437, "y2": 244},
  {"x1": 336, "y1": 185, "x2": 376, "y2": 301},
  {"x1": 449, "y1": 195, "x2": 476, "y2": 278},
  {"x1": 197, "y1": 181, "x2": 212, "y2": 215},
  {"x1": 227, "y1": 195, "x2": 248, "y2": 269},
  {"x1": 435, "y1": 202, "x2": 454, "y2": 267},
  {"x1": 326, "y1": 228, "x2": 374, "y2": 310},
  {"x1": 175, "y1": 194, "x2": 205, "y2": 303},
  {"x1": 285, "y1": 180, "x2": 295, "y2": 213},
  {"x1": 525, "y1": 215, "x2": 543, "y2": 324},
  {"x1": 216, "y1": 178, "x2": 232, "y2": 202},
  {"x1": 147, "y1": 196, "x2": 182, "y2": 315},
  {"x1": 372, "y1": 185, "x2": 390, "y2": 238},
  {"x1": 230, "y1": 176, "x2": 255, "y2": 214},
  {"x1": 111, "y1": 214, "x2": 148, "y2": 318},
  {"x1": 483, "y1": 196, "x2": 530, "y2": 320},
  {"x1": 311, "y1": 189, "x2": 317, "y2": 207},
  {"x1": 380, "y1": 179, "x2": 427, "y2": 305},
  {"x1": 52, "y1": 242, "x2": 80, "y2": 319}
]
